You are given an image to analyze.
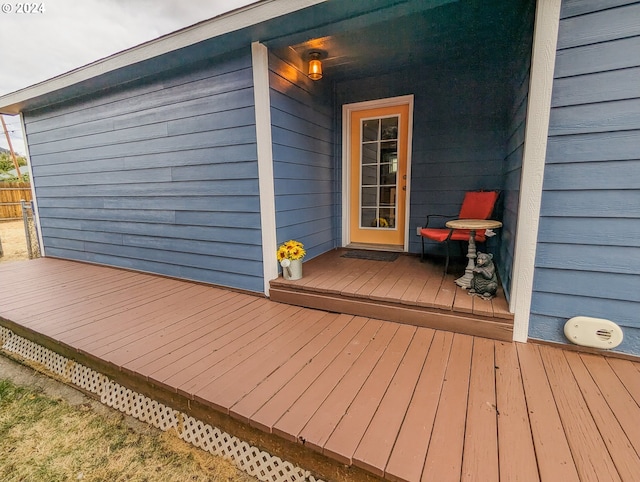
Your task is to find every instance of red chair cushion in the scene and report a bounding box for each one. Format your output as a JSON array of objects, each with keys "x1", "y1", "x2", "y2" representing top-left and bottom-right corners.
[
  {"x1": 420, "y1": 228, "x2": 486, "y2": 242},
  {"x1": 420, "y1": 228, "x2": 451, "y2": 242},
  {"x1": 458, "y1": 191, "x2": 499, "y2": 220}
]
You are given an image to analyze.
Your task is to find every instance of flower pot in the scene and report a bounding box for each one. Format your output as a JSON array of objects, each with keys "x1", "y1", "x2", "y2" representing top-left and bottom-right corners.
[{"x1": 283, "y1": 258, "x2": 303, "y2": 280}]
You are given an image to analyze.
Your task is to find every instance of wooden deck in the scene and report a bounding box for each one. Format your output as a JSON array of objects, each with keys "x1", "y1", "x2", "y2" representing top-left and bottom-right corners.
[
  {"x1": 1, "y1": 258, "x2": 640, "y2": 482},
  {"x1": 271, "y1": 249, "x2": 514, "y2": 342}
]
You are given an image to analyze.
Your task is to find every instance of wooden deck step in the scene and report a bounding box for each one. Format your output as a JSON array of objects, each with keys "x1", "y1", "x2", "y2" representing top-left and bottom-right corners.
[
  {"x1": 270, "y1": 249, "x2": 513, "y2": 342},
  {"x1": 270, "y1": 285, "x2": 513, "y2": 342}
]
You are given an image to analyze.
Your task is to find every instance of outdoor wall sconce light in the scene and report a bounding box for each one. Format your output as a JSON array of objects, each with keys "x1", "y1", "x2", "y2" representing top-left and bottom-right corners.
[{"x1": 307, "y1": 51, "x2": 323, "y2": 80}]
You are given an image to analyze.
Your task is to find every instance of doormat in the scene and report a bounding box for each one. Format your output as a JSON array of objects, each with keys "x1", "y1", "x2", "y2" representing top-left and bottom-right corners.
[{"x1": 341, "y1": 250, "x2": 400, "y2": 262}]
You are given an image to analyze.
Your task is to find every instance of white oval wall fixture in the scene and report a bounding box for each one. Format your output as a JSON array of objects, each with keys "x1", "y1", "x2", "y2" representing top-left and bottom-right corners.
[{"x1": 564, "y1": 316, "x2": 624, "y2": 350}]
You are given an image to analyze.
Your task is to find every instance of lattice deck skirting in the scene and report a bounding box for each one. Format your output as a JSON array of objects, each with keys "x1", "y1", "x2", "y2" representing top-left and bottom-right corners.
[{"x1": 0, "y1": 327, "x2": 324, "y2": 482}]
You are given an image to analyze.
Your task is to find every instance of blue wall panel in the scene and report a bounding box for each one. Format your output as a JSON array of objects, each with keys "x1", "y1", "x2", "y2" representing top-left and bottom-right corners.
[
  {"x1": 24, "y1": 48, "x2": 264, "y2": 293},
  {"x1": 531, "y1": 0, "x2": 640, "y2": 355},
  {"x1": 268, "y1": 52, "x2": 336, "y2": 262},
  {"x1": 495, "y1": 0, "x2": 535, "y2": 302},
  {"x1": 336, "y1": 62, "x2": 509, "y2": 259}
]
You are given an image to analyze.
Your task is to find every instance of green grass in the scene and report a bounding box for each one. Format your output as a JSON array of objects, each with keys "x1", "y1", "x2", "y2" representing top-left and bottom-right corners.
[{"x1": 0, "y1": 378, "x2": 247, "y2": 481}]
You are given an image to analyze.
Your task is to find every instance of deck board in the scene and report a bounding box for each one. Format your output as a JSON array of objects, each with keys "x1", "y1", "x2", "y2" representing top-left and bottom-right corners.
[
  {"x1": 494, "y1": 341, "x2": 539, "y2": 481},
  {"x1": 1, "y1": 258, "x2": 639, "y2": 482},
  {"x1": 298, "y1": 321, "x2": 398, "y2": 454},
  {"x1": 415, "y1": 274, "x2": 444, "y2": 308},
  {"x1": 461, "y1": 337, "x2": 499, "y2": 481},
  {"x1": 322, "y1": 324, "x2": 416, "y2": 465},
  {"x1": 607, "y1": 358, "x2": 640, "y2": 405},
  {"x1": 121, "y1": 292, "x2": 249, "y2": 376},
  {"x1": 352, "y1": 264, "x2": 388, "y2": 298},
  {"x1": 517, "y1": 343, "x2": 581, "y2": 482},
  {"x1": 1, "y1": 270, "x2": 146, "y2": 317},
  {"x1": 384, "y1": 330, "x2": 453, "y2": 482},
  {"x1": 353, "y1": 328, "x2": 435, "y2": 477},
  {"x1": 344, "y1": 261, "x2": 387, "y2": 296},
  {"x1": 539, "y1": 346, "x2": 621, "y2": 481},
  {"x1": 30, "y1": 277, "x2": 168, "y2": 336},
  {"x1": 79, "y1": 285, "x2": 229, "y2": 355},
  {"x1": 67, "y1": 282, "x2": 197, "y2": 347},
  {"x1": 398, "y1": 274, "x2": 429, "y2": 305},
  {"x1": 271, "y1": 250, "x2": 514, "y2": 342},
  {"x1": 194, "y1": 309, "x2": 332, "y2": 413},
  {"x1": 421, "y1": 334, "x2": 473, "y2": 482},
  {"x1": 368, "y1": 257, "x2": 411, "y2": 301},
  {"x1": 272, "y1": 318, "x2": 383, "y2": 443},
  {"x1": 564, "y1": 351, "x2": 640, "y2": 481},
  {"x1": 187, "y1": 305, "x2": 309, "y2": 403},
  {"x1": 229, "y1": 312, "x2": 349, "y2": 423},
  {"x1": 580, "y1": 354, "x2": 640, "y2": 455},
  {"x1": 452, "y1": 286, "x2": 474, "y2": 314},
  {"x1": 141, "y1": 298, "x2": 271, "y2": 388},
  {"x1": 249, "y1": 315, "x2": 367, "y2": 434},
  {"x1": 174, "y1": 303, "x2": 299, "y2": 397}
]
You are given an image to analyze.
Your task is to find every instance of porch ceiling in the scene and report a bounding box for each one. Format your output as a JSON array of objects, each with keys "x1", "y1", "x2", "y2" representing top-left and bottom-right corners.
[
  {"x1": 0, "y1": 0, "x2": 532, "y2": 115},
  {"x1": 269, "y1": 0, "x2": 532, "y2": 82}
]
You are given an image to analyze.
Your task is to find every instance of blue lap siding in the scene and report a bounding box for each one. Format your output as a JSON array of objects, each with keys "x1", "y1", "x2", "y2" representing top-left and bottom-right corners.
[
  {"x1": 24, "y1": 48, "x2": 265, "y2": 293},
  {"x1": 499, "y1": 1, "x2": 535, "y2": 300},
  {"x1": 336, "y1": 65, "x2": 507, "y2": 260},
  {"x1": 530, "y1": 0, "x2": 640, "y2": 355},
  {"x1": 269, "y1": 52, "x2": 336, "y2": 259}
]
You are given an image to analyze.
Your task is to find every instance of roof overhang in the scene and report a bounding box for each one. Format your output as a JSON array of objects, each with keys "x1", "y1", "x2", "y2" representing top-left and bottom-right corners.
[
  {"x1": 1, "y1": 0, "x2": 524, "y2": 117},
  {"x1": 0, "y1": 0, "x2": 326, "y2": 115}
]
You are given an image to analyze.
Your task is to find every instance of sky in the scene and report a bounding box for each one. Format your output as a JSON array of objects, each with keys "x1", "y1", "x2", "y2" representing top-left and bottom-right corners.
[{"x1": 0, "y1": 0, "x2": 257, "y2": 156}]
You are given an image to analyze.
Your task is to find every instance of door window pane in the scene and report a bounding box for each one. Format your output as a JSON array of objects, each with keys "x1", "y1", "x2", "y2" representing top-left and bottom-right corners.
[
  {"x1": 379, "y1": 163, "x2": 397, "y2": 185},
  {"x1": 359, "y1": 115, "x2": 400, "y2": 230},
  {"x1": 381, "y1": 117, "x2": 398, "y2": 140},
  {"x1": 361, "y1": 187, "x2": 377, "y2": 207},
  {"x1": 362, "y1": 165, "x2": 377, "y2": 185},
  {"x1": 379, "y1": 208, "x2": 396, "y2": 228},
  {"x1": 361, "y1": 208, "x2": 377, "y2": 228},
  {"x1": 362, "y1": 119, "x2": 379, "y2": 142},
  {"x1": 381, "y1": 142, "x2": 398, "y2": 164},
  {"x1": 361, "y1": 143, "x2": 378, "y2": 165},
  {"x1": 379, "y1": 187, "x2": 396, "y2": 206}
]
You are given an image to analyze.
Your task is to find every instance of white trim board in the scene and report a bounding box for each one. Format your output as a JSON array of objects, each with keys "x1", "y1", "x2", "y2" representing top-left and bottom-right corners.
[
  {"x1": 341, "y1": 95, "x2": 414, "y2": 252},
  {"x1": 251, "y1": 42, "x2": 279, "y2": 297},
  {"x1": 510, "y1": 0, "x2": 562, "y2": 342},
  {"x1": 0, "y1": 0, "x2": 326, "y2": 115}
]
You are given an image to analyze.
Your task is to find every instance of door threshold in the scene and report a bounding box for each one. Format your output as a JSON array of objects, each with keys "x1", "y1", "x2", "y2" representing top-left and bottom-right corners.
[{"x1": 346, "y1": 243, "x2": 405, "y2": 252}]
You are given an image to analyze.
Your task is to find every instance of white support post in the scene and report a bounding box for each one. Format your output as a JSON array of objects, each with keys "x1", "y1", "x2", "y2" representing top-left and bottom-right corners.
[
  {"x1": 251, "y1": 41, "x2": 278, "y2": 297},
  {"x1": 510, "y1": 0, "x2": 562, "y2": 342}
]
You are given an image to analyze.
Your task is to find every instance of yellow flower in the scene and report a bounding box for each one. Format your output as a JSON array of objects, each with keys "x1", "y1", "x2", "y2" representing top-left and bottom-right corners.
[
  {"x1": 276, "y1": 240, "x2": 306, "y2": 261},
  {"x1": 290, "y1": 247, "x2": 306, "y2": 260}
]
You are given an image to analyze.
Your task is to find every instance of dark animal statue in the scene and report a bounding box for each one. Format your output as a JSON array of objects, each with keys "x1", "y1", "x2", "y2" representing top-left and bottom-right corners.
[{"x1": 469, "y1": 252, "x2": 498, "y2": 299}]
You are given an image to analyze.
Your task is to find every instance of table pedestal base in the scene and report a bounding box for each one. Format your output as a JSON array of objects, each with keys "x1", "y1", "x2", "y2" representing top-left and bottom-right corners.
[{"x1": 454, "y1": 229, "x2": 476, "y2": 289}]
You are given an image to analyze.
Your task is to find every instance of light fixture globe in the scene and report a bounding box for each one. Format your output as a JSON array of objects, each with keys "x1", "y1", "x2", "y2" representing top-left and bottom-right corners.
[{"x1": 307, "y1": 51, "x2": 323, "y2": 80}]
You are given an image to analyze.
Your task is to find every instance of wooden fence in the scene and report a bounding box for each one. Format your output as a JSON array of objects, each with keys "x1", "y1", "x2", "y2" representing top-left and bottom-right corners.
[{"x1": 0, "y1": 182, "x2": 32, "y2": 219}]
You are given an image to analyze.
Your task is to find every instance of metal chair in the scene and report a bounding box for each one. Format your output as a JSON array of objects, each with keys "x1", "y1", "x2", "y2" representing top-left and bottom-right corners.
[{"x1": 420, "y1": 190, "x2": 499, "y2": 274}]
